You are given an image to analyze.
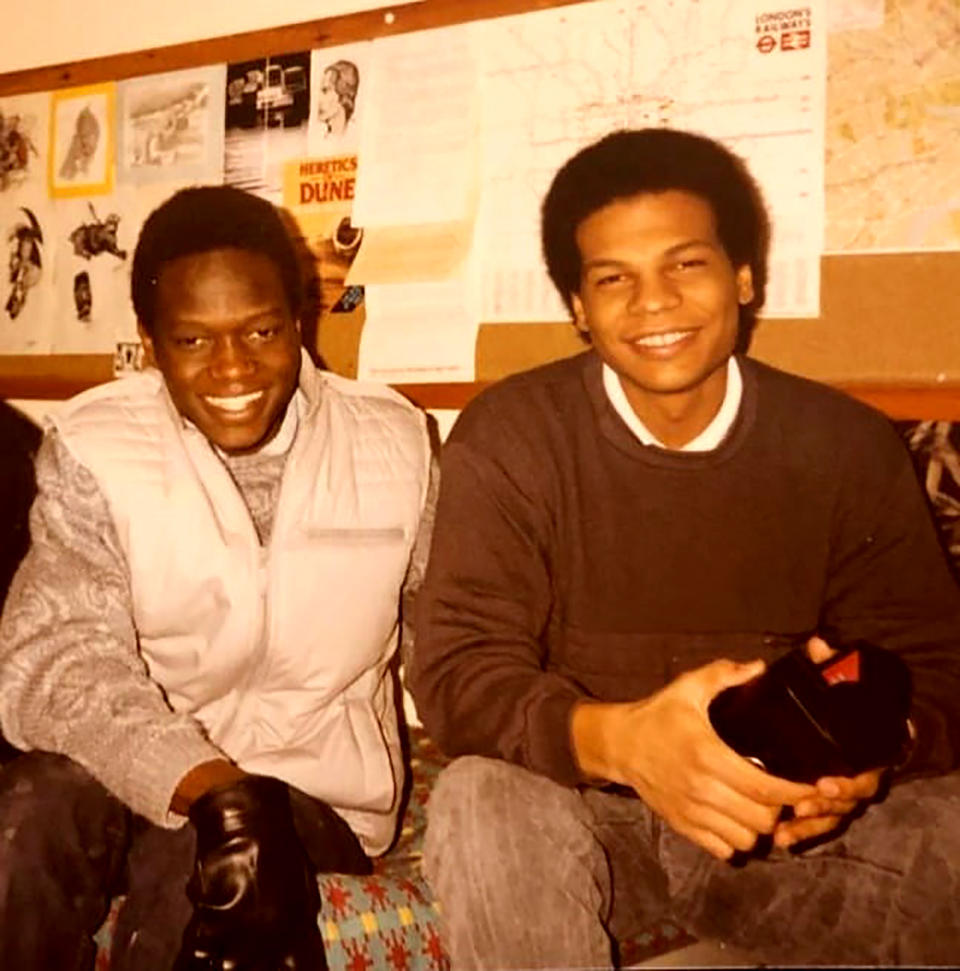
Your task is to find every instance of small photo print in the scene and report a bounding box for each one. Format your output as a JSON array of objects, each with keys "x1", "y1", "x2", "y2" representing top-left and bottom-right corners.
[
  {"x1": 224, "y1": 52, "x2": 310, "y2": 203},
  {"x1": 113, "y1": 340, "x2": 144, "y2": 375},
  {"x1": 49, "y1": 83, "x2": 115, "y2": 197}
]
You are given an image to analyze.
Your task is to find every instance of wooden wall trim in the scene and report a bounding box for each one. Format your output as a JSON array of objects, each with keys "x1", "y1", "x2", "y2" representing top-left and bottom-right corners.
[
  {"x1": 0, "y1": 0, "x2": 585, "y2": 97},
  {"x1": 4, "y1": 364, "x2": 959, "y2": 421}
]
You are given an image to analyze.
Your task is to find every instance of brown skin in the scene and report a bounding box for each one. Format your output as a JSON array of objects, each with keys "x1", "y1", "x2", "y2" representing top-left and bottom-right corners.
[
  {"x1": 568, "y1": 192, "x2": 884, "y2": 857},
  {"x1": 137, "y1": 245, "x2": 302, "y2": 811},
  {"x1": 138, "y1": 246, "x2": 301, "y2": 458},
  {"x1": 570, "y1": 189, "x2": 753, "y2": 448}
]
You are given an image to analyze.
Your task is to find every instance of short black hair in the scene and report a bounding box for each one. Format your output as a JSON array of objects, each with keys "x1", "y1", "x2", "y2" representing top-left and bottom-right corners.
[
  {"x1": 131, "y1": 185, "x2": 303, "y2": 334},
  {"x1": 541, "y1": 128, "x2": 770, "y2": 346}
]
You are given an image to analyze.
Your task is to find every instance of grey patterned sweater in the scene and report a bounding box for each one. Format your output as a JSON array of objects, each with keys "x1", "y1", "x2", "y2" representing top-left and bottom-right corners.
[{"x1": 0, "y1": 427, "x2": 435, "y2": 828}]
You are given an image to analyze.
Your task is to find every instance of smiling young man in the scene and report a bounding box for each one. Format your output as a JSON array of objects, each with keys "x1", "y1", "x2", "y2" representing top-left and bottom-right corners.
[
  {"x1": 0, "y1": 186, "x2": 433, "y2": 971},
  {"x1": 411, "y1": 129, "x2": 960, "y2": 966}
]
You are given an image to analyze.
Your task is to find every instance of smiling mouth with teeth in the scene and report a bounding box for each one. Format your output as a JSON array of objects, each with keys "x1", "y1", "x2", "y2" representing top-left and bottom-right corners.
[
  {"x1": 203, "y1": 390, "x2": 265, "y2": 412},
  {"x1": 631, "y1": 330, "x2": 692, "y2": 348}
]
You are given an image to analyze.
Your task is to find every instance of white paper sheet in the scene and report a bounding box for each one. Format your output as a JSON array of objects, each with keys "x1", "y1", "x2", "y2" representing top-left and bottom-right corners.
[
  {"x1": 351, "y1": 26, "x2": 480, "y2": 228},
  {"x1": 357, "y1": 279, "x2": 479, "y2": 383},
  {"x1": 828, "y1": 0, "x2": 884, "y2": 32}
]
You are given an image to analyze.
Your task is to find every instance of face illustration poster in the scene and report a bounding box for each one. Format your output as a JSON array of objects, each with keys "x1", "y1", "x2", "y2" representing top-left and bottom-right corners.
[
  {"x1": 48, "y1": 83, "x2": 116, "y2": 198},
  {"x1": 308, "y1": 42, "x2": 369, "y2": 156}
]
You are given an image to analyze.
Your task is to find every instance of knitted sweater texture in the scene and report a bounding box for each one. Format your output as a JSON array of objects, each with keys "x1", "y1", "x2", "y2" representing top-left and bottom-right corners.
[{"x1": 411, "y1": 352, "x2": 960, "y2": 786}]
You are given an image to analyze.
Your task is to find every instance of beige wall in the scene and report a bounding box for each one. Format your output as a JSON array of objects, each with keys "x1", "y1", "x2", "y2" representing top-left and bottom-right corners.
[{"x1": 0, "y1": 0, "x2": 391, "y2": 73}]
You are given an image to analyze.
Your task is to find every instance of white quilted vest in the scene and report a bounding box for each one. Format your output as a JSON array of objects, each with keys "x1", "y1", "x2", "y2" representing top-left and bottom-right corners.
[{"x1": 53, "y1": 353, "x2": 430, "y2": 853}]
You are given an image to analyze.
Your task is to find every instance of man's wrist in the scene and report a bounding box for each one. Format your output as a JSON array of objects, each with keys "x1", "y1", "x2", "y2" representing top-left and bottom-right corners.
[
  {"x1": 570, "y1": 699, "x2": 625, "y2": 785},
  {"x1": 171, "y1": 758, "x2": 249, "y2": 815}
]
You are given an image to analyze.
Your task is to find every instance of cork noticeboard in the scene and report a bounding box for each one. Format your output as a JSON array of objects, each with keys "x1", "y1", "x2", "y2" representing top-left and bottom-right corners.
[{"x1": 0, "y1": 0, "x2": 958, "y2": 415}]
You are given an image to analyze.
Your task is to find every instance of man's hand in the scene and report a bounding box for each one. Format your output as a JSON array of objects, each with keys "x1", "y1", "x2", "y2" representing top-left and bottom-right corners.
[
  {"x1": 772, "y1": 635, "x2": 886, "y2": 849},
  {"x1": 571, "y1": 658, "x2": 818, "y2": 861},
  {"x1": 774, "y1": 768, "x2": 883, "y2": 848}
]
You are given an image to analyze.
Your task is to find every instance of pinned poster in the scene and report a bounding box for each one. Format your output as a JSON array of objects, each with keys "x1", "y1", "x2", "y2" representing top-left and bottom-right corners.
[
  {"x1": 224, "y1": 52, "x2": 311, "y2": 204},
  {"x1": 283, "y1": 154, "x2": 362, "y2": 317},
  {"x1": 308, "y1": 43, "x2": 370, "y2": 156},
  {"x1": 0, "y1": 197, "x2": 54, "y2": 353},
  {"x1": 351, "y1": 25, "x2": 480, "y2": 229},
  {"x1": 117, "y1": 66, "x2": 226, "y2": 185},
  {"x1": 0, "y1": 93, "x2": 49, "y2": 197},
  {"x1": 48, "y1": 83, "x2": 116, "y2": 198},
  {"x1": 357, "y1": 278, "x2": 479, "y2": 384},
  {"x1": 50, "y1": 192, "x2": 137, "y2": 352}
]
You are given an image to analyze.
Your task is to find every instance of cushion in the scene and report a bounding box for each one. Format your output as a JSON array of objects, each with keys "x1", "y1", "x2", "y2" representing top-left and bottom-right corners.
[
  {"x1": 93, "y1": 726, "x2": 691, "y2": 968},
  {"x1": 895, "y1": 419, "x2": 960, "y2": 577}
]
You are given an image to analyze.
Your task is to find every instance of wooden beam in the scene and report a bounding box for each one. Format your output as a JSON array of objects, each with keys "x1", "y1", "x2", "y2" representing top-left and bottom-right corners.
[
  {"x1": 0, "y1": 0, "x2": 585, "y2": 96},
  {"x1": 2, "y1": 360, "x2": 959, "y2": 422}
]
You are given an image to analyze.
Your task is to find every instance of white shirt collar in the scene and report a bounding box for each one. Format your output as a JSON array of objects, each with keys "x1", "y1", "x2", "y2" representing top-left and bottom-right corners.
[
  {"x1": 601, "y1": 357, "x2": 742, "y2": 452},
  {"x1": 256, "y1": 388, "x2": 302, "y2": 456}
]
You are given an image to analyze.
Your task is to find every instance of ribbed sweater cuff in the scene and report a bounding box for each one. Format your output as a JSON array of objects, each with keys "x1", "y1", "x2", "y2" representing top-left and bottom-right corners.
[
  {"x1": 126, "y1": 725, "x2": 224, "y2": 828},
  {"x1": 525, "y1": 689, "x2": 587, "y2": 788}
]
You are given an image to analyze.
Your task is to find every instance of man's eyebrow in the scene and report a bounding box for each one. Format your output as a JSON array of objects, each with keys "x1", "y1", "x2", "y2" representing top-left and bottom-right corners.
[
  {"x1": 582, "y1": 239, "x2": 720, "y2": 270},
  {"x1": 168, "y1": 305, "x2": 287, "y2": 327}
]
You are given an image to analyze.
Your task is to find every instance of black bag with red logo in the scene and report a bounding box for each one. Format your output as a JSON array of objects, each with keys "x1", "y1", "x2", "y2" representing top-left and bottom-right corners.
[{"x1": 708, "y1": 642, "x2": 912, "y2": 783}]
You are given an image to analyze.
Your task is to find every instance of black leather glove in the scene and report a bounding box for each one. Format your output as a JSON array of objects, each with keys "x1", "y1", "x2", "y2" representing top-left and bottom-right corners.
[{"x1": 175, "y1": 774, "x2": 328, "y2": 971}]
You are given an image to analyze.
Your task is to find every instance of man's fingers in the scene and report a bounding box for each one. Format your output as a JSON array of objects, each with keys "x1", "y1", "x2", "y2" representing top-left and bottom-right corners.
[
  {"x1": 671, "y1": 818, "x2": 738, "y2": 861},
  {"x1": 686, "y1": 774, "x2": 782, "y2": 837},
  {"x1": 805, "y1": 635, "x2": 835, "y2": 664},
  {"x1": 707, "y1": 737, "x2": 818, "y2": 808},
  {"x1": 794, "y1": 795, "x2": 858, "y2": 818},
  {"x1": 695, "y1": 658, "x2": 766, "y2": 698},
  {"x1": 816, "y1": 769, "x2": 883, "y2": 802},
  {"x1": 685, "y1": 801, "x2": 769, "y2": 854},
  {"x1": 774, "y1": 814, "x2": 843, "y2": 848}
]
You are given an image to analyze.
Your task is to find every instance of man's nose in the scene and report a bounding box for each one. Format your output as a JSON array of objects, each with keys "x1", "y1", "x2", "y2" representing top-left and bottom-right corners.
[
  {"x1": 210, "y1": 336, "x2": 255, "y2": 377},
  {"x1": 629, "y1": 272, "x2": 681, "y2": 314}
]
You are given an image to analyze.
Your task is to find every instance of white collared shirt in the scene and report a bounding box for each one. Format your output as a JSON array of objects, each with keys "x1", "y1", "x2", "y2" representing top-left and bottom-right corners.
[{"x1": 602, "y1": 357, "x2": 742, "y2": 452}]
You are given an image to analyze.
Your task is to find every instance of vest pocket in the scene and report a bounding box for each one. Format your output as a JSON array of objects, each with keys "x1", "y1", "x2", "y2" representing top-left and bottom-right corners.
[{"x1": 305, "y1": 526, "x2": 406, "y2": 543}]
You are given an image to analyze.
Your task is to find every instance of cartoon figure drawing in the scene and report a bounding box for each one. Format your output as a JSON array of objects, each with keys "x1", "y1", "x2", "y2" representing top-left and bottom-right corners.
[
  {"x1": 73, "y1": 271, "x2": 92, "y2": 321},
  {"x1": 59, "y1": 105, "x2": 100, "y2": 181},
  {"x1": 69, "y1": 203, "x2": 127, "y2": 261},
  {"x1": 316, "y1": 60, "x2": 359, "y2": 138},
  {"x1": 5, "y1": 207, "x2": 43, "y2": 320},
  {"x1": 0, "y1": 113, "x2": 38, "y2": 191}
]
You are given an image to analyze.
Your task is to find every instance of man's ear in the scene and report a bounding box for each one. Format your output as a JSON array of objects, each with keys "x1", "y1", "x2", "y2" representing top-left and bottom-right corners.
[
  {"x1": 570, "y1": 293, "x2": 590, "y2": 337},
  {"x1": 136, "y1": 324, "x2": 157, "y2": 367},
  {"x1": 736, "y1": 265, "x2": 754, "y2": 306}
]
